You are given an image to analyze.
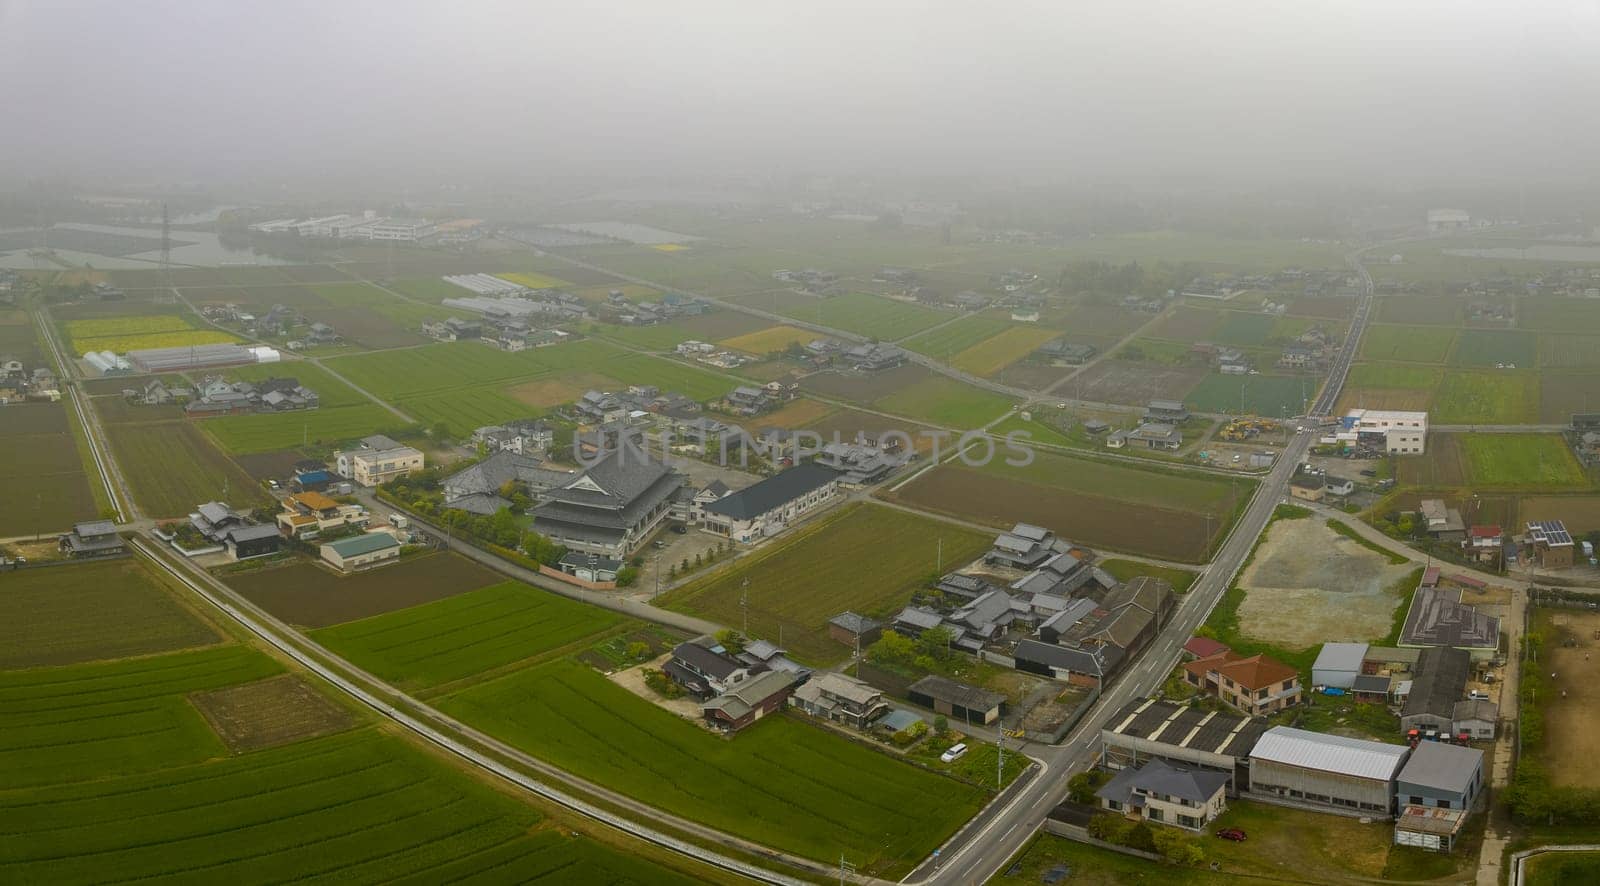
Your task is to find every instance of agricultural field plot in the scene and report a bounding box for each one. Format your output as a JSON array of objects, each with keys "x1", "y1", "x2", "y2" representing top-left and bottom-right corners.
[
  {"x1": 201, "y1": 403, "x2": 399, "y2": 454},
  {"x1": 274, "y1": 264, "x2": 350, "y2": 284},
  {"x1": 1211, "y1": 311, "x2": 1277, "y2": 346},
  {"x1": 226, "y1": 553, "x2": 504, "y2": 627},
  {"x1": 1520, "y1": 297, "x2": 1600, "y2": 333},
  {"x1": 874, "y1": 375, "x2": 1016, "y2": 428},
  {"x1": 948, "y1": 326, "x2": 1059, "y2": 377},
  {"x1": 1454, "y1": 329, "x2": 1537, "y2": 368},
  {"x1": 66, "y1": 316, "x2": 239, "y2": 355},
  {"x1": 1067, "y1": 358, "x2": 1208, "y2": 406},
  {"x1": 383, "y1": 276, "x2": 471, "y2": 302},
  {"x1": 770, "y1": 291, "x2": 951, "y2": 339},
  {"x1": 574, "y1": 283, "x2": 662, "y2": 303},
  {"x1": 1186, "y1": 372, "x2": 1316, "y2": 418},
  {"x1": 1459, "y1": 434, "x2": 1588, "y2": 488},
  {"x1": 495, "y1": 270, "x2": 571, "y2": 289},
  {"x1": 1234, "y1": 517, "x2": 1417, "y2": 650},
  {"x1": 0, "y1": 558, "x2": 220, "y2": 669},
  {"x1": 308, "y1": 282, "x2": 396, "y2": 306},
  {"x1": 992, "y1": 358, "x2": 1076, "y2": 390},
  {"x1": 719, "y1": 324, "x2": 815, "y2": 355},
  {"x1": 370, "y1": 299, "x2": 457, "y2": 331},
  {"x1": 312, "y1": 582, "x2": 623, "y2": 689},
  {"x1": 902, "y1": 315, "x2": 1013, "y2": 359},
  {"x1": 189, "y1": 674, "x2": 355, "y2": 751},
  {"x1": 1376, "y1": 295, "x2": 1465, "y2": 326},
  {"x1": 0, "y1": 403, "x2": 100, "y2": 535},
  {"x1": 1096, "y1": 559, "x2": 1199, "y2": 593},
  {"x1": 509, "y1": 371, "x2": 621, "y2": 408},
  {"x1": 439, "y1": 658, "x2": 988, "y2": 875},
  {"x1": 233, "y1": 449, "x2": 309, "y2": 481},
  {"x1": 1516, "y1": 495, "x2": 1600, "y2": 536},
  {"x1": 298, "y1": 304, "x2": 428, "y2": 349},
  {"x1": 1335, "y1": 387, "x2": 1435, "y2": 413},
  {"x1": 107, "y1": 421, "x2": 271, "y2": 517},
  {"x1": 1534, "y1": 609, "x2": 1600, "y2": 789},
  {"x1": 1143, "y1": 305, "x2": 1222, "y2": 342},
  {"x1": 889, "y1": 460, "x2": 1242, "y2": 563},
  {"x1": 0, "y1": 311, "x2": 42, "y2": 364},
  {"x1": 1524, "y1": 852, "x2": 1600, "y2": 886},
  {"x1": 801, "y1": 405, "x2": 942, "y2": 453},
  {"x1": 594, "y1": 321, "x2": 703, "y2": 351},
  {"x1": 758, "y1": 396, "x2": 836, "y2": 429},
  {"x1": 396, "y1": 389, "x2": 537, "y2": 437},
  {"x1": 664, "y1": 504, "x2": 990, "y2": 664},
  {"x1": 1285, "y1": 295, "x2": 1358, "y2": 319},
  {"x1": 1358, "y1": 324, "x2": 1456, "y2": 363},
  {"x1": 1346, "y1": 362, "x2": 1446, "y2": 390},
  {"x1": 242, "y1": 283, "x2": 332, "y2": 307},
  {"x1": 325, "y1": 341, "x2": 545, "y2": 400},
  {"x1": 1050, "y1": 303, "x2": 1152, "y2": 339},
  {"x1": 1539, "y1": 372, "x2": 1600, "y2": 423},
  {"x1": 673, "y1": 309, "x2": 773, "y2": 341},
  {"x1": 0, "y1": 644, "x2": 281, "y2": 787},
  {"x1": 1432, "y1": 371, "x2": 1540, "y2": 424},
  {"x1": 800, "y1": 363, "x2": 928, "y2": 402},
  {"x1": 223, "y1": 360, "x2": 370, "y2": 408},
  {"x1": 1541, "y1": 334, "x2": 1600, "y2": 369},
  {"x1": 607, "y1": 351, "x2": 731, "y2": 400},
  {"x1": 0, "y1": 728, "x2": 704, "y2": 885}
]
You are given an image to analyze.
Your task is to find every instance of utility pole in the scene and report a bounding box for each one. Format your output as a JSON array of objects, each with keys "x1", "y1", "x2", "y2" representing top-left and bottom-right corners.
[
  {"x1": 996, "y1": 718, "x2": 1005, "y2": 790},
  {"x1": 936, "y1": 537, "x2": 943, "y2": 575},
  {"x1": 740, "y1": 577, "x2": 749, "y2": 635}
]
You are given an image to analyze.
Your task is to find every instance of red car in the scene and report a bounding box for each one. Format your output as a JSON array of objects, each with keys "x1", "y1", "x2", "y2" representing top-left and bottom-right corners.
[{"x1": 1216, "y1": 828, "x2": 1247, "y2": 842}]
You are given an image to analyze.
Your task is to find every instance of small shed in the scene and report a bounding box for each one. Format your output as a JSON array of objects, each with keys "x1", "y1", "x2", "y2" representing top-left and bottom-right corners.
[{"x1": 828, "y1": 611, "x2": 883, "y2": 648}]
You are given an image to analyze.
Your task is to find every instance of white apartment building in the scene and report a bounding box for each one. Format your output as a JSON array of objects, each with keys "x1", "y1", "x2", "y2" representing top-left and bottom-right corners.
[
  {"x1": 363, "y1": 218, "x2": 436, "y2": 242},
  {"x1": 334, "y1": 434, "x2": 425, "y2": 486}
]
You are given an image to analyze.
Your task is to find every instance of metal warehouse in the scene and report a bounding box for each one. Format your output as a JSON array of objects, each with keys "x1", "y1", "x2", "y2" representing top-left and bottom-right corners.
[
  {"x1": 126, "y1": 343, "x2": 258, "y2": 373},
  {"x1": 1099, "y1": 698, "x2": 1267, "y2": 796},
  {"x1": 1247, "y1": 726, "x2": 1410, "y2": 816}
]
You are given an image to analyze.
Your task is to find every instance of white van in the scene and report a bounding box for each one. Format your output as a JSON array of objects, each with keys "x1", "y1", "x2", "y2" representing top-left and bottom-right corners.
[{"x1": 940, "y1": 743, "x2": 968, "y2": 763}]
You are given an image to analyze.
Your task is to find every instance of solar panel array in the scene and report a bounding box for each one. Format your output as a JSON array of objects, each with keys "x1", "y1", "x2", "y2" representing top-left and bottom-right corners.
[{"x1": 1529, "y1": 520, "x2": 1573, "y2": 546}]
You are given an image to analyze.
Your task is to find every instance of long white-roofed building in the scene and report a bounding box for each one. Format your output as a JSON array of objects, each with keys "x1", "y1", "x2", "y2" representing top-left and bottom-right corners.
[{"x1": 1247, "y1": 726, "x2": 1411, "y2": 817}]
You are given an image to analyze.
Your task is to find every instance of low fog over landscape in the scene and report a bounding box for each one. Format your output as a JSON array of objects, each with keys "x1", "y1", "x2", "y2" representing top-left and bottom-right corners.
[{"x1": 9, "y1": 4, "x2": 1600, "y2": 886}]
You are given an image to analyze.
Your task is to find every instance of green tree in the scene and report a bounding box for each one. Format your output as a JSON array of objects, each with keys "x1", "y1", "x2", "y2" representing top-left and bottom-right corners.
[
  {"x1": 626, "y1": 641, "x2": 650, "y2": 661},
  {"x1": 865, "y1": 631, "x2": 917, "y2": 667},
  {"x1": 615, "y1": 566, "x2": 639, "y2": 587},
  {"x1": 1067, "y1": 770, "x2": 1111, "y2": 804},
  {"x1": 431, "y1": 421, "x2": 451, "y2": 440},
  {"x1": 918, "y1": 625, "x2": 955, "y2": 659},
  {"x1": 1086, "y1": 813, "x2": 1131, "y2": 843},
  {"x1": 715, "y1": 629, "x2": 746, "y2": 655}
]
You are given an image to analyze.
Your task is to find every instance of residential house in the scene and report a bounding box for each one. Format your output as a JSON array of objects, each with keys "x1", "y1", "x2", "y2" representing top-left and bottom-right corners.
[
  {"x1": 276, "y1": 491, "x2": 368, "y2": 539},
  {"x1": 1126, "y1": 422, "x2": 1182, "y2": 451},
  {"x1": 530, "y1": 448, "x2": 684, "y2": 559},
  {"x1": 1037, "y1": 339, "x2": 1097, "y2": 365},
  {"x1": 789, "y1": 672, "x2": 889, "y2": 729},
  {"x1": 1182, "y1": 651, "x2": 1302, "y2": 715},
  {"x1": 575, "y1": 390, "x2": 626, "y2": 423},
  {"x1": 723, "y1": 385, "x2": 773, "y2": 417},
  {"x1": 664, "y1": 637, "x2": 750, "y2": 700},
  {"x1": 188, "y1": 501, "x2": 283, "y2": 563},
  {"x1": 58, "y1": 520, "x2": 126, "y2": 558},
  {"x1": 1009, "y1": 550, "x2": 1108, "y2": 598},
  {"x1": 1324, "y1": 476, "x2": 1356, "y2": 497},
  {"x1": 1464, "y1": 525, "x2": 1504, "y2": 566},
  {"x1": 813, "y1": 440, "x2": 903, "y2": 485},
  {"x1": 554, "y1": 551, "x2": 621, "y2": 584},
  {"x1": 1525, "y1": 519, "x2": 1576, "y2": 568},
  {"x1": 472, "y1": 419, "x2": 553, "y2": 455},
  {"x1": 987, "y1": 523, "x2": 1058, "y2": 569},
  {"x1": 1145, "y1": 400, "x2": 1190, "y2": 423},
  {"x1": 1420, "y1": 499, "x2": 1466, "y2": 540},
  {"x1": 1279, "y1": 344, "x2": 1316, "y2": 369},
  {"x1": 420, "y1": 317, "x2": 482, "y2": 341},
  {"x1": 306, "y1": 322, "x2": 341, "y2": 344},
  {"x1": 334, "y1": 435, "x2": 424, "y2": 487},
  {"x1": 1096, "y1": 758, "x2": 1231, "y2": 831},
  {"x1": 319, "y1": 532, "x2": 402, "y2": 572},
  {"x1": 700, "y1": 463, "x2": 839, "y2": 542},
  {"x1": 1336, "y1": 409, "x2": 1428, "y2": 455},
  {"x1": 842, "y1": 343, "x2": 905, "y2": 371},
  {"x1": 1183, "y1": 637, "x2": 1231, "y2": 661},
  {"x1": 702, "y1": 670, "x2": 797, "y2": 733}
]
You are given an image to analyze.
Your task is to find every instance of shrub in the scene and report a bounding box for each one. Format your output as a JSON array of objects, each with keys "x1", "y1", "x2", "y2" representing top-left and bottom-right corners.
[
  {"x1": 1067, "y1": 770, "x2": 1112, "y2": 804},
  {"x1": 642, "y1": 668, "x2": 683, "y2": 699},
  {"x1": 615, "y1": 566, "x2": 639, "y2": 587}
]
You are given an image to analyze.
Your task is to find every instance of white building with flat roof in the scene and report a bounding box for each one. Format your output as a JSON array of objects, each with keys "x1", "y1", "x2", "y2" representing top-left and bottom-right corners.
[{"x1": 1331, "y1": 409, "x2": 1428, "y2": 454}]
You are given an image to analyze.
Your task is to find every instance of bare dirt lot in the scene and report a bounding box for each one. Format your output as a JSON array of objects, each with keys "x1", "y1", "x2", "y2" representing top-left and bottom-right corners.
[
  {"x1": 1065, "y1": 359, "x2": 1207, "y2": 407},
  {"x1": 1235, "y1": 517, "x2": 1417, "y2": 649},
  {"x1": 189, "y1": 674, "x2": 356, "y2": 752},
  {"x1": 992, "y1": 360, "x2": 1072, "y2": 391},
  {"x1": 225, "y1": 552, "x2": 503, "y2": 627},
  {"x1": 1539, "y1": 608, "x2": 1600, "y2": 788},
  {"x1": 1287, "y1": 295, "x2": 1359, "y2": 319}
]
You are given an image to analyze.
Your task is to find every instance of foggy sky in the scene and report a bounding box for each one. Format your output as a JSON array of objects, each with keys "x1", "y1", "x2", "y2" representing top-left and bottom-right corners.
[{"x1": 3, "y1": 0, "x2": 1599, "y2": 187}]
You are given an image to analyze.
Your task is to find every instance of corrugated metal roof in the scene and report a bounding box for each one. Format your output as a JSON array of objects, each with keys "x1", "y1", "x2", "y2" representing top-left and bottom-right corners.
[
  {"x1": 1250, "y1": 726, "x2": 1409, "y2": 781},
  {"x1": 1313, "y1": 642, "x2": 1369, "y2": 672}
]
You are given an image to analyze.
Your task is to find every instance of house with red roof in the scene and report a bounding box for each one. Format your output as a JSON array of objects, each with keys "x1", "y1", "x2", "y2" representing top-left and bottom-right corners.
[
  {"x1": 1464, "y1": 525, "x2": 1503, "y2": 566},
  {"x1": 1183, "y1": 651, "x2": 1301, "y2": 716},
  {"x1": 1182, "y1": 636, "x2": 1231, "y2": 661}
]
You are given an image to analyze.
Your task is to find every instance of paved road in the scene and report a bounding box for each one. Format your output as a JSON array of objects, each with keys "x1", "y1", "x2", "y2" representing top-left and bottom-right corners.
[{"x1": 34, "y1": 304, "x2": 134, "y2": 522}]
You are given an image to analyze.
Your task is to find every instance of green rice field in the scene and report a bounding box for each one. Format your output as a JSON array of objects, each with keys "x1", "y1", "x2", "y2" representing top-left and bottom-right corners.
[
  {"x1": 1433, "y1": 371, "x2": 1540, "y2": 424},
  {"x1": 1453, "y1": 329, "x2": 1536, "y2": 368},
  {"x1": 439, "y1": 657, "x2": 988, "y2": 875},
  {"x1": 903, "y1": 315, "x2": 1013, "y2": 358},
  {"x1": 772, "y1": 292, "x2": 950, "y2": 339},
  {"x1": 201, "y1": 404, "x2": 400, "y2": 454},
  {"x1": 1359, "y1": 325, "x2": 1456, "y2": 363},
  {"x1": 1460, "y1": 434, "x2": 1588, "y2": 488},
  {"x1": 1186, "y1": 373, "x2": 1314, "y2": 418},
  {"x1": 312, "y1": 582, "x2": 623, "y2": 689},
  {"x1": 874, "y1": 375, "x2": 1015, "y2": 428}
]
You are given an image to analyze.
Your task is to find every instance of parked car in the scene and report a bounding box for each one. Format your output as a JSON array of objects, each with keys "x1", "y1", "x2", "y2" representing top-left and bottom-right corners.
[
  {"x1": 1217, "y1": 828, "x2": 1247, "y2": 842},
  {"x1": 940, "y1": 743, "x2": 968, "y2": 763},
  {"x1": 670, "y1": 524, "x2": 688, "y2": 534},
  {"x1": 1359, "y1": 469, "x2": 1377, "y2": 477}
]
